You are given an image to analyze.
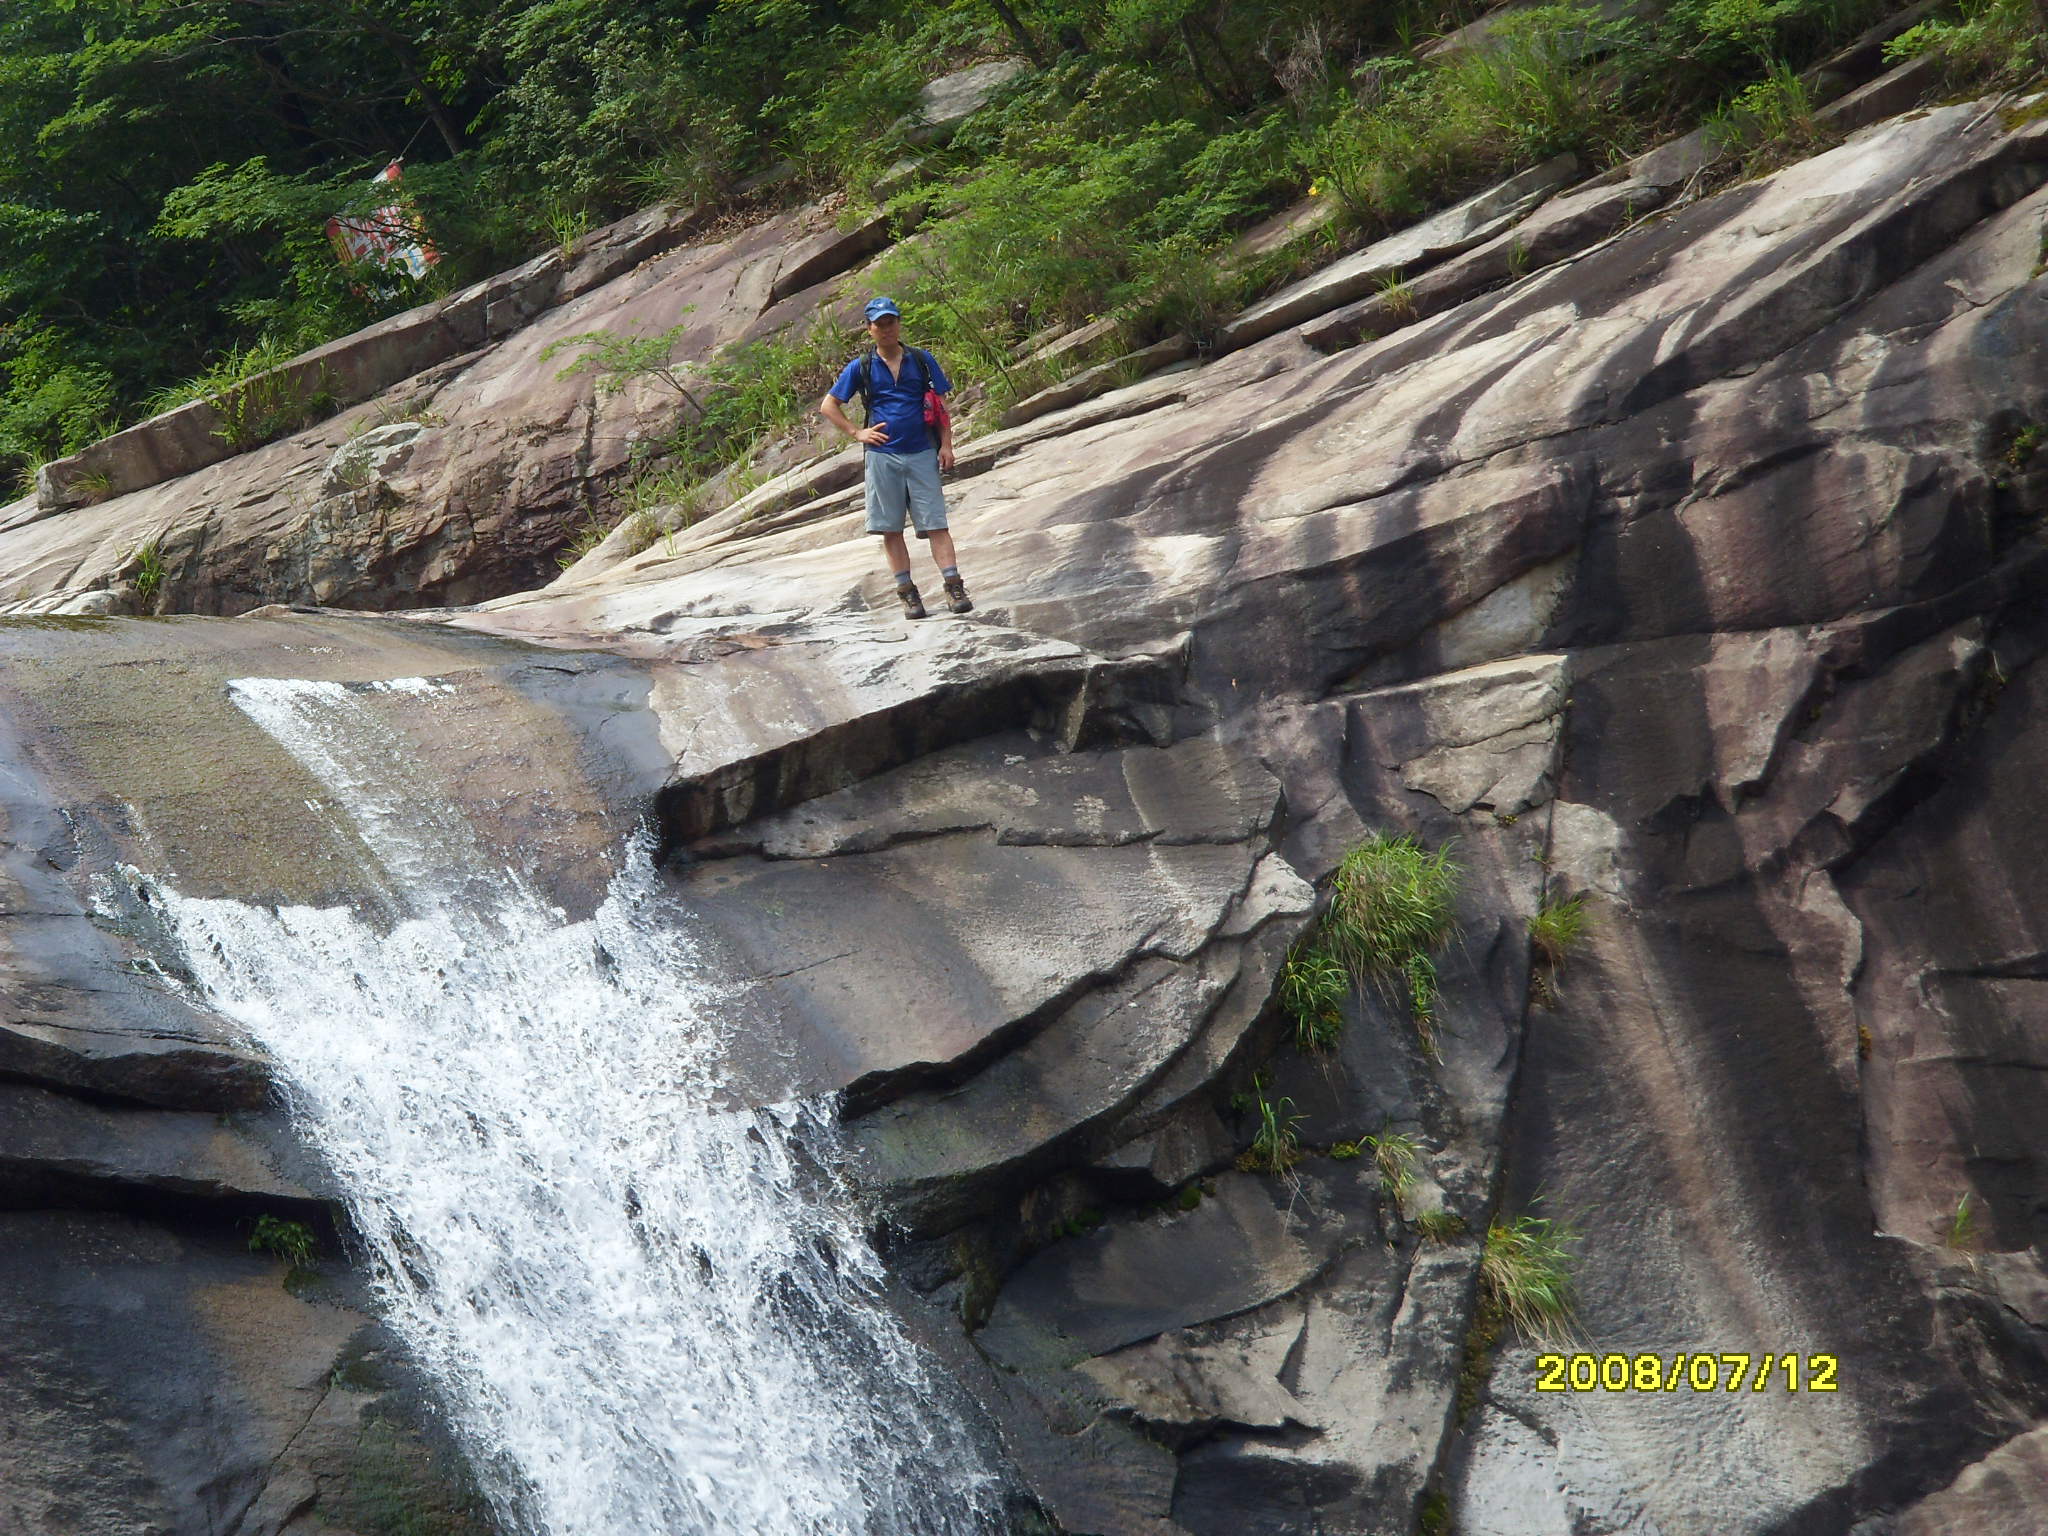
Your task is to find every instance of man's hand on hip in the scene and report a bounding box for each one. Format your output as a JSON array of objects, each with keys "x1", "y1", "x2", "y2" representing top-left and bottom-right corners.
[{"x1": 856, "y1": 424, "x2": 890, "y2": 446}]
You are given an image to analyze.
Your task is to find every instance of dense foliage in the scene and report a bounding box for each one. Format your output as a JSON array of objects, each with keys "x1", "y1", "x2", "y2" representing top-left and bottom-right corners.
[{"x1": 3, "y1": 0, "x2": 2038, "y2": 491}]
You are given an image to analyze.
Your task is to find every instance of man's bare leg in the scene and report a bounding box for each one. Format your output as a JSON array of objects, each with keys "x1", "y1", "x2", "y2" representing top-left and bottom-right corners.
[
  {"x1": 880, "y1": 530, "x2": 912, "y2": 577},
  {"x1": 924, "y1": 528, "x2": 957, "y2": 570}
]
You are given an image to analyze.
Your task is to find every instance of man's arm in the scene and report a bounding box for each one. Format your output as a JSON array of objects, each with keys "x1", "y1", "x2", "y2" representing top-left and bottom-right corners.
[
  {"x1": 820, "y1": 392, "x2": 888, "y2": 446},
  {"x1": 923, "y1": 350, "x2": 956, "y2": 472}
]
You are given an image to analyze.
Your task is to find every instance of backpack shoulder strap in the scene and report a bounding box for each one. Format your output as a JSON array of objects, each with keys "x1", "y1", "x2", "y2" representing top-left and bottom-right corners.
[{"x1": 857, "y1": 348, "x2": 876, "y2": 417}]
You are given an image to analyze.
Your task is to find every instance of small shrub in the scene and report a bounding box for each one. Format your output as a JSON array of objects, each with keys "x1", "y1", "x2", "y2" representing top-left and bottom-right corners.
[
  {"x1": 2005, "y1": 423, "x2": 2042, "y2": 470},
  {"x1": 543, "y1": 320, "x2": 705, "y2": 410},
  {"x1": 213, "y1": 366, "x2": 337, "y2": 452},
  {"x1": 1884, "y1": 0, "x2": 2045, "y2": 87},
  {"x1": 329, "y1": 447, "x2": 378, "y2": 492},
  {"x1": 1481, "y1": 1213, "x2": 1578, "y2": 1347},
  {"x1": 1329, "y1": 1140, "x2": 1363, "y2": 1161},
  {"x1": 1279, "y1": 941, "x2": 1350, "y2": 1051},
  {"x1": 1054, "y1": 1209, "x2": 1106, "y2": 1240},
  {"x1": 249, "y1": 1214, "x2": 319, "y2": 1270}
]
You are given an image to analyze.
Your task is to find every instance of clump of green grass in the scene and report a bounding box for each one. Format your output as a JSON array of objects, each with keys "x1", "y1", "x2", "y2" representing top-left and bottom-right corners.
[
  {"x1": 1530, "y1": 893, "x2": 1589, "y2": 969},
  {"x1": 1415, "y1": 1208, "x2": 1466, "y2": 1244},
  {"x1": 1374, "y1": 268, "x2": 1417, "y2": 320},
  {"x1": 1278, "y1": 940, "x2": 1349, "y2": 1051},
  {"x1": 2004, "y1": 422, "x2": 2041, "y2": 471},
  {"x1": 329, "y1": 445, "x2": 379, "y2": 492},
  {"x1": 130, "y1": 539, "x2": 167, "y2": 610},
  {"x1": 1329, "y1": 1140, "x2": 1363, "y2": 1161},
  {"x1": 1363, "y1": 1128, "x2": 1420, "y2": 1211},
  {"x1": 1237, "y1": 1083, "x2": 1305, "y2": 1175},
  {"x1": 1944, "y1": 1193, "x2": 1981, "y2": 1252},
  {"x1": 1481, "y1": 1212, "x2": 1578, "y2": 1347},
  {"x1": 249, "y1": 1214, "x2": 319, "y2": 1271},
  {"x1": 1326, "y1": 833, "x2": 1461, "y2": 979},
  {"x1": 1707, "y1": 61, "x2": 1840, "y2": 179},
  {"x1": 1319, "y1": 832, "x2": 1461, "y2": 1055},
  {"x1": 1306, "y1": 5, "x2": 1640, "y2": 236},
  {"x1": 555, "y1": 515, "x2": 614, "y2": 571}
]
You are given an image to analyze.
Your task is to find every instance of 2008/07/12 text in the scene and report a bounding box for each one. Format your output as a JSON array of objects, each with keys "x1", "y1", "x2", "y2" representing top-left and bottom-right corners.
[{"x1": 1535, "y1": 1353, "x2": 1840, "y2": 1393}]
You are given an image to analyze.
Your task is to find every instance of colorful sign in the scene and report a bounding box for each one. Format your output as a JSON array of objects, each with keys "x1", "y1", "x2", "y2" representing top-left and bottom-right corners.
[{"x1": 325, "y1": 160, "x2": 438, "y2": 283}]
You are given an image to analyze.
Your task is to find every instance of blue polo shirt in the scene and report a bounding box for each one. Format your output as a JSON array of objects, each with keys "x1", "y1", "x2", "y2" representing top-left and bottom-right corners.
[{"x1": 829, "y1": 347, "x2": 951, "y2": 456}]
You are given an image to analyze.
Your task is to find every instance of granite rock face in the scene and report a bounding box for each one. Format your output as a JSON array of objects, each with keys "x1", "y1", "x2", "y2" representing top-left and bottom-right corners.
[{"x1": 4, "y1": 91, "x2": 2048, "y2": 1536}]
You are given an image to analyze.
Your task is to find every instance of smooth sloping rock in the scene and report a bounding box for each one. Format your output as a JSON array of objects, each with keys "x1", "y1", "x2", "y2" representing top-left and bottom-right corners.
[
  {"x1": 1298, "y1": 171, "x2": 1665, "y2": 352},
  {"x1": 898, "y1": 59, "x2": 1029, "y2": 145}
]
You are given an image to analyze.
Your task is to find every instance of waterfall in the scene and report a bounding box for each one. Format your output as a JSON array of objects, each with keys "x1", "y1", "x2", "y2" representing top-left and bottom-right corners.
[{"x1": 149, "y1": 678, "x2": 1001, "y2": 1536}]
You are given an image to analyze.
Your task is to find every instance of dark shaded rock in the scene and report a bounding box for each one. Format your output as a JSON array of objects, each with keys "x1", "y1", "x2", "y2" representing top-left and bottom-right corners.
[{"x1": 0, "y1": 1210, "x2": 478, "y2": 1536}]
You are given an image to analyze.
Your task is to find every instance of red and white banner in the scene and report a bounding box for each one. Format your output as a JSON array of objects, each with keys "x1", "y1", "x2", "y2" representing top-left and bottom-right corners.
[{"x1": 325, "y1": 160, "x2": 438, "y2": 281}]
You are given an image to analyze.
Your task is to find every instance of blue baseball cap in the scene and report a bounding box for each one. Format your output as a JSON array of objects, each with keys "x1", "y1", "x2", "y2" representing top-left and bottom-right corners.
[{"x1": 863, "y1": 296, "x2": 902, "y2": 322}]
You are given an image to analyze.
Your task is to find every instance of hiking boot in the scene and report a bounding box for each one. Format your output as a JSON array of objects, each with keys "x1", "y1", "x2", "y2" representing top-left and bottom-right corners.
[
  {"x1": 895, "y1": 582, "x2": 928, "y2": 620},
  {"x1": 943, "y1": 576, "x2": 974, "y2": 614}
]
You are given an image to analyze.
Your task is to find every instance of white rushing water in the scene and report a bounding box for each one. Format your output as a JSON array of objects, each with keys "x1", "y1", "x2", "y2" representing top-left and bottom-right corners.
[{"x1": 150, "y1": 678, "x2": 1000, "y2": 1536}]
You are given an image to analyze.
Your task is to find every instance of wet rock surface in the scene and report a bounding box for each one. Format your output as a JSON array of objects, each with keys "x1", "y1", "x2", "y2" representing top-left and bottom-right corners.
[{"x1": 4, "y1": 90, "x2": 2048, "y2": 1536}]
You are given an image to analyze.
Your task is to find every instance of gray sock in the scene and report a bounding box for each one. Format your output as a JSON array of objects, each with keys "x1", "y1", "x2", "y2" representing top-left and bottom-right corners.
[
  {"x1": 894, "y1": 570, "x2": 914, "y2": 588},
  {"x1": 941, "y1": 565, "x2": 960, "y2": 582}
]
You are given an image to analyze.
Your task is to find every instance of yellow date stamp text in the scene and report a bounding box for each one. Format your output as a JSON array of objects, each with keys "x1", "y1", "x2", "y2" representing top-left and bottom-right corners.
[{"x1": 1534, "y1": 1352, "x2": 1840, "y2": 1393}]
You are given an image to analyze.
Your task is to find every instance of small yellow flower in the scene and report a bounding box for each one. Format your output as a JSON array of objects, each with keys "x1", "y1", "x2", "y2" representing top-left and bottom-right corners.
[{"x1": 1309, "y1": 181, "x2": 1322, "y2": 197}]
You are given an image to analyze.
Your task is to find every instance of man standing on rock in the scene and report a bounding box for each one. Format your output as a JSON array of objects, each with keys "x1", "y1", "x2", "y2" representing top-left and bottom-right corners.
[{"x1": 819, "y1": 297, "x2": 971, "y2": 619}]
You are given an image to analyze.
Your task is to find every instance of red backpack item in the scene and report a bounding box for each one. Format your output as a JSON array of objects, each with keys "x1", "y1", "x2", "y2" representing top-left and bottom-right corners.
[{"x1": 857, "y1": 346, "x2": 950, "y2": 439}]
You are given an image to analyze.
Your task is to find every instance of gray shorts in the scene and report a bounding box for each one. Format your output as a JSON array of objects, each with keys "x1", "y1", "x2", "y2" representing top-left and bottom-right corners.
[{"x1": 863, "y1": 447, "x2": 949, "y2": 538}]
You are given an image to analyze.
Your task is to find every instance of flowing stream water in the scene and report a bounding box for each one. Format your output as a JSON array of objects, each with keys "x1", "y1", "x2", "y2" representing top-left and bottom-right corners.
[{"x1": 148, "y1": 677, "x2": 1000, "y2": 1536}]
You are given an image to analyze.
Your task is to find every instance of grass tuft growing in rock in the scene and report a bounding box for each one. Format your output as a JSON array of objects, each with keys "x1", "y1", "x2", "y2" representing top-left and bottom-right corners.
[
  {"x1": 1237, "y1": 1083, "x2": 1305, "y2": 1175},
  {"x1": 1325, "y1": 833, "x2": 1461, "y2": 982},
  {"x1": 1944, "y1": 1192, "x2": 1981, "y2": 1252},
  {"x1": 1414, "y1": 1208, "x2": 1466, "y2": 1243},
  {"x1": 1480, "y1": 1212, "x2": 1578, "y2": 1347},
  {"x1": 129, "y1": 539, "x2": 167, "y2": 611},
  {"x1": 1530, "y1": 893, "x2": 1588, "y2": 969},
  {"x1": 1278, "y1": 939, "x2": 1349, "y2": 1051},
  {"x1": 1363, "y1": 1128, "x2": 1420, "y2": 1211},
  {"x1": 1318, "y1": 832, "x2": 1461, "y2": 1055}
]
